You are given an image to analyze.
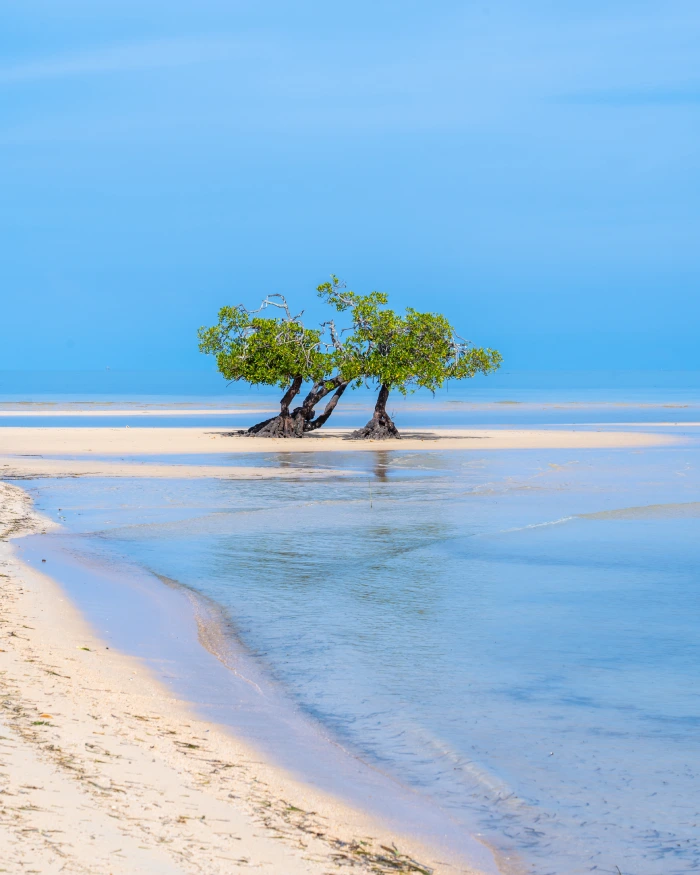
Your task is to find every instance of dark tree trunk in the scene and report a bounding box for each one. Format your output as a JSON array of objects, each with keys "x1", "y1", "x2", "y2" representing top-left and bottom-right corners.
[
  {"x1": 246, "y1": 376, "x2": 305, "y2": 437},
  {"x1": 304, "y1": 381, "x2": 349, "y2": 432},
  {"x1": 282, "y1": 375, "x2": 349, "y2": 433},
  {"x1": 349, "y1": 384, "x2": 400, "y2": 440},
  {"x1": 292, "y1": 380, "x2": 328, "y2": 426},
  {"x1": 245, "y1": 374, "x2": 350, "y2": 438}
]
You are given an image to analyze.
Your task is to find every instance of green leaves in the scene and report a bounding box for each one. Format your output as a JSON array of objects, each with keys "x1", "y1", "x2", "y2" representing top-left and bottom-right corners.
[
  {"x1": 198, "y1": 300, "x2": 329, "y2": 390},
  {"x1": 198, "y1": 279, "x2": 502, "y2": 401},
  {"x1": 317, "y1": 282, "x2": 502, "y2": 396}
]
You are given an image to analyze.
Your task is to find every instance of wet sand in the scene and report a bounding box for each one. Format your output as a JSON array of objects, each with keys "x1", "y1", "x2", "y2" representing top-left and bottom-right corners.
[{"x1": 0, "y1": 481, "x2": 488, "y2": 875}]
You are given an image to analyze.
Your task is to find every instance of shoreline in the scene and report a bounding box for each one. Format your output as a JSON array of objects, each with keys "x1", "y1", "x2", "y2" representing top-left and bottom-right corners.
[
  {"x1": 17, "y1": 529, "x2": 500, "y2": 869},
  {"x1": 0, "y1": 425, "x2": 684, "y2": 483},
  {"x1": 1, "y1": 422, "x2": 693, "y2": 872},
  {"x1": 0, "y1": 481, "x2": 496, "y2": 875},
  {"x1": 0, "y1": 425, "x2": 684, "y2": 470}
]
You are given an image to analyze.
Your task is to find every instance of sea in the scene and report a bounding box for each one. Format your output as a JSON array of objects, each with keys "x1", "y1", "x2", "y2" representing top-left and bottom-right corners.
[{"x1": 3, "y1": 370, "x2": 700, "y2": 875}]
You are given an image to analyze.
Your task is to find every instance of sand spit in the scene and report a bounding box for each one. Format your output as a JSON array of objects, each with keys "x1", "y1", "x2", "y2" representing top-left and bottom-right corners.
[
  {"x1": 0, "y1": 457, "x2": 348, "y2": 480},
  {"x1": 0, "y1": 427, "x2": 680, "y2": 481},
  {"x1": 0, "y1": 482, "x2": 484, "y2": 875},
  {"x1": 0, "y1": 425, "x2": 683, "y2": 467}
]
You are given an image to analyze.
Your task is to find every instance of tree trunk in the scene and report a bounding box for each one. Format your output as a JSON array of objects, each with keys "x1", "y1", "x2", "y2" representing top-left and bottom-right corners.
[
  {"x1": 349, "y1": 384, "x2": 400, "y2": 440},
  {"x1": 304, "y1": 381, "x2": 349, "y2": 431},
  {"x1": 246, "y1": 376, "x2": 305, "y2": 437},
  {"x1": 291, "y1": 380, "x2": 328, "y2": 426},
  {"x1": 281, "y1": 375, "x2": 349, "y2": 433},
  {"x1": 246, "y1": 374, "x2": 351, "y2": 438}
]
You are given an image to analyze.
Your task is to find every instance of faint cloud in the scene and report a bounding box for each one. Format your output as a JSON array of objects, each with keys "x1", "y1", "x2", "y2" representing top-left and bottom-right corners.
[
  {"x1": 0, "y1": 37, "x2": 240, "y2": 85},
  {"x1": 555, "y1": 85, "x2": 700, "y2": 106}
]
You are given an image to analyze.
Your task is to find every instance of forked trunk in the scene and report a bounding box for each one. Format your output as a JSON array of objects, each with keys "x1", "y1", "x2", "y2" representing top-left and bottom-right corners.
[
  {"x1": 349, "y1": 384, "x2": 400, "y2": 440},
  {"x1": 246, "y1": 375, "x2": 350, "y2": 438},
  {"x1": 246, "y1": 376, "x2": 305, "y2": 438},
  {"x1": 305, "y1": 381, "x2": 349, "y2": 432},
  {"x1": 287, "y1": 375, "x2": 349, "y2": 433}
]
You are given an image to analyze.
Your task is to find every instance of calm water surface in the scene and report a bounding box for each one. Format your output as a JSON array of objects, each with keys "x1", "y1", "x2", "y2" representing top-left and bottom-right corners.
[{"x1": 15, "y1": 432, "x2": 700, "y2": 875}]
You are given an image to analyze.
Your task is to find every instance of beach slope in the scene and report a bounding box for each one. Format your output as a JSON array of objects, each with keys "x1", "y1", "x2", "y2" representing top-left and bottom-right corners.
[
  {"x1": 0, "y1": 425, "x2": 682, "y2": 481},
  {"x1": 0, "y1": 483, "x2": 478, "y2": 875}
]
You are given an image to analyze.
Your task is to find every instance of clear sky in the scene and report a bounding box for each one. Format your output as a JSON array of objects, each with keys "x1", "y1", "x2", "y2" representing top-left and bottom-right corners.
[{"x1": 2, "y1": 0, "x2": 699, "y2": 373}]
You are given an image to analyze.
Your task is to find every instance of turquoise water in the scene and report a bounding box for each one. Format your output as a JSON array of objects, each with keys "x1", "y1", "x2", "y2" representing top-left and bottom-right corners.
[
  {"x1": 2, "y1": 368, "x2": 700, "y2": 399},
  {"x1": 17, "y1": 430, "x2": 700, "y2": 875},
  {"x1": 3, "y1": 369, "x2": 700, "y2": 431},
  {"x1": 1, "y1": 402, "x2": 700, "y2": 428}
]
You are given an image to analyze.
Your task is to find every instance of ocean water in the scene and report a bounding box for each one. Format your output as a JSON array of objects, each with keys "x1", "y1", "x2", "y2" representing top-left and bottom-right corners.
[
  {"x1": 2, "y1": 368, "x2": 700, "y2": 430},
  {"x1": 2, "y1": 398, "x2": 700, "y2": 429},
  {"x1": 16, "y1": 426, "x2": 700, "y2": 875}
]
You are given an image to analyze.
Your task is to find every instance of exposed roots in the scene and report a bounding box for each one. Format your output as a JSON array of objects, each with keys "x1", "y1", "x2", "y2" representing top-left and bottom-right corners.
[
  {"x1": 348, "y1": 416, "x2": 401, "y2": 441},
  {"x1": 246, "y1": 414, "x2": 305, "y2": 438}
]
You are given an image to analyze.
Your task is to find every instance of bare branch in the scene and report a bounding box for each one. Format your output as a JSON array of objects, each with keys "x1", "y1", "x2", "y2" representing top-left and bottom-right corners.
[
  {"x1": 244, "y1": 293, "x2": 306, "y2": 324},
  {"x1": 319, "y1": 319, "x2": 346, "y2": 354}
]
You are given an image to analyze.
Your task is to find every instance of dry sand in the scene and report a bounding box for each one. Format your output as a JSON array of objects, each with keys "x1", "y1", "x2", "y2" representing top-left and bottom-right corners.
[
  {"x1": 0, "y1": 425, "x2": 683, "y2": 483},
  {"x1": 0, "y1": 482, "x2": 485, "y2": 875}
]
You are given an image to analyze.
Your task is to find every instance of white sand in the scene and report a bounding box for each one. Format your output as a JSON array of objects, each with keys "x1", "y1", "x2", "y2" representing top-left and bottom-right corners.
[
  {"x1": 0, "y1": 425, "x2": 683, "y2": 477},
  {"x1": 0, "y1": 456, "x2": 349, "y2": 480},
  {"x1": 0, "y1": 482, "x2": 484, "y2": 874}
]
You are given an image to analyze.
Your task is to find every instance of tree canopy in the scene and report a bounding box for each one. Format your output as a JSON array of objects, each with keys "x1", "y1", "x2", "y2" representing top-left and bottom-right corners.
[
  {"x1": 198, "y1": 291, "x2": 361, "y2": 436},
  {"x1": 199, "y1": 279, "x2": 501, "y2": 439},
  {"x1": 318, "y1": 278, "x2": 502, "y2": 438},
  {"x1": 197, "y1": 296, "x2": 328, "y2": 389}
]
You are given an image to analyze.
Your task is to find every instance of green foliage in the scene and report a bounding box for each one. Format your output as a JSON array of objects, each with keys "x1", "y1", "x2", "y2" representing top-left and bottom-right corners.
[
  {"x1": 317, "y1": 275, "x2": 388, "y2": 315},
  {"x1": 198, "y1": 298, "x2": 330, "y2": 390},
  {"x1": 318, "y1": 277, "x2": 501, "y2": 396},
  {"x1": 199, "y1": 279, "x2": 502, "y2": 404},
  {"x1": 395, "y1": 308, "x2": 502, "y2": 394}
]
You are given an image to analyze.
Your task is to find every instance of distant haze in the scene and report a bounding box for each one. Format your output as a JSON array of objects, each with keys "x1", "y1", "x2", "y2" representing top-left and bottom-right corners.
[{"x1": 2, "y1": 1, "x2": 699, "y2": 372}]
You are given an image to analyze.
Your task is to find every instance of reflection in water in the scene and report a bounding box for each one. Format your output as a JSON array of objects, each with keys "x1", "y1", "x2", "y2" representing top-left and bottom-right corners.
[
  {"x1": 372, "y1": 451, "x2": 390, "y2": 482},
  {"x1": 25, "y1": 443, "x2": 700, "y2": 875}
]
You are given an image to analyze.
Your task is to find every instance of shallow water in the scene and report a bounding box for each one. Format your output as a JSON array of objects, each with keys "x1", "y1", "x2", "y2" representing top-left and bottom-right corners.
[
  {"x1": 2, "y1": 393, "x2": 700, "y2": 430},
  {"x1": 15, "y1": 430, "x2": 700, "y2": 875}
]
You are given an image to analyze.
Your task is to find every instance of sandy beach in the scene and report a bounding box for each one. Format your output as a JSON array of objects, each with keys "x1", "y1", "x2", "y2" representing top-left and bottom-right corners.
[
  {"x1": 0, "y1": 423, "x2": 689, "y2": 873},
  {"x1": 0, "y1": 480, "x2": 484, "y2": 875},
  {"x1": 0, "y1": 425, "x2": 683, "y2": 482}
]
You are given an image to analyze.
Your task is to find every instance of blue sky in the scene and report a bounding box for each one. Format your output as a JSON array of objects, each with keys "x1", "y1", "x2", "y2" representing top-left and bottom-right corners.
[{"x1": 2, "y1": 0, "x2": 699, "y2": 373}]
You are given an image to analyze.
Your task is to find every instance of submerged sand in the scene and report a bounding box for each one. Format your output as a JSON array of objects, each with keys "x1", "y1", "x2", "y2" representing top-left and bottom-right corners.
[{"x1": 0, "y1": 482, "x2": 485, "y2": 874}]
